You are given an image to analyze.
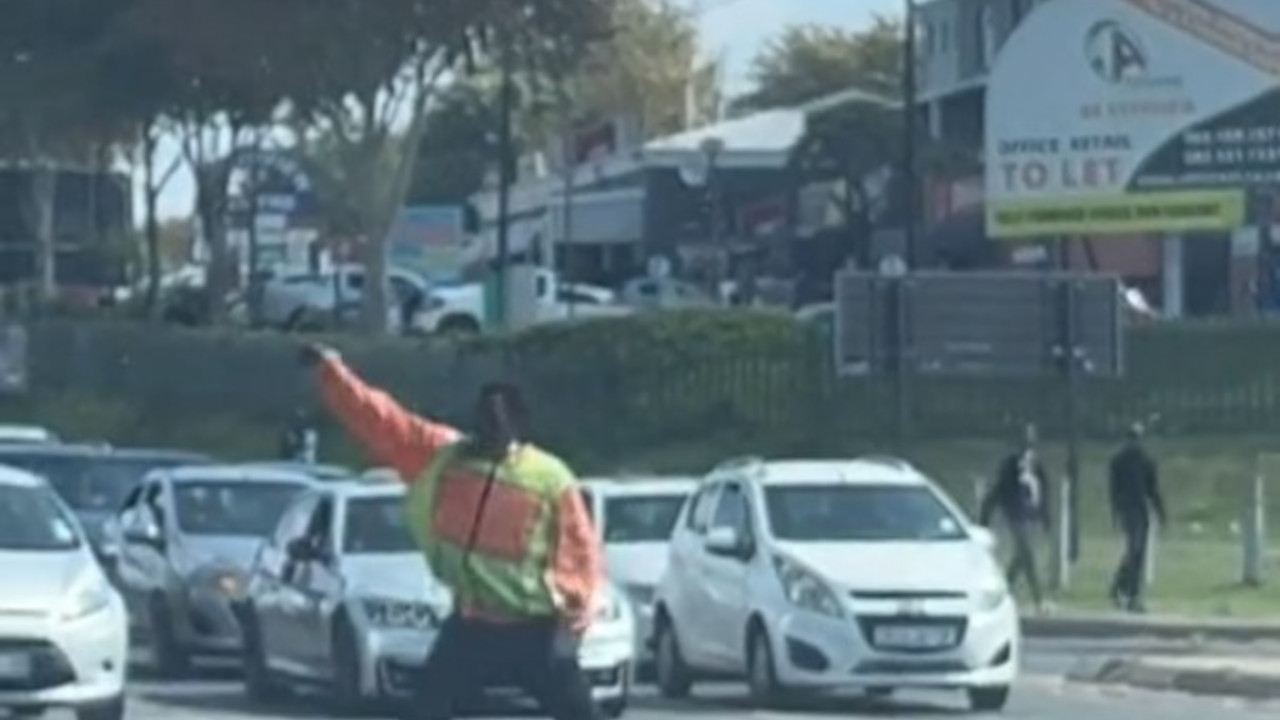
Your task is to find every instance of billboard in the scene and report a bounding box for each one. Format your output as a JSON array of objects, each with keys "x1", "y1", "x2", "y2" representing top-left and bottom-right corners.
[
  {"x1": 385, "y1": 206, "x2": 479, "y2": 284},
  {"x1": 985, "y1": 0, "x2": 1280, "y2": 238}
]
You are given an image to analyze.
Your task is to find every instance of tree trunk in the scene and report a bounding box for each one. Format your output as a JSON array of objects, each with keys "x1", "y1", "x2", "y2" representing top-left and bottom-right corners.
[
  {"x1": 142, "y1": 129, "x2": 163, "y2": 318},
  {"x1": 30, "y1": 166, "x2": 58, "y2": 306},
  {"x1": 195, "y1": 163, "x2": 232, "y2": 324}
]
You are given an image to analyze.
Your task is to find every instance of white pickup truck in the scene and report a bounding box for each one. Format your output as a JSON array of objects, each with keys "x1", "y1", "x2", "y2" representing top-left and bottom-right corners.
[{"x1": 419, "y1": 266, "x2": 631, "y2": 335}]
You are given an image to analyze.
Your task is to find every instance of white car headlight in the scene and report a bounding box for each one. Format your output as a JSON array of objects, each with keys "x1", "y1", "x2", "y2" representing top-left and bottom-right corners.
[
  {"x1": 60, "y1": 573, "x2": 113, "y2": 623},
  {"x1": 773, "y1": 554, "x2": 843, "y2": 619},
  {"x1": 361, "y1": 597, "x2": 441, "y2": 631},
  {"x1": 975, "y1": 587, "x2": 1009, "y2": 612}
]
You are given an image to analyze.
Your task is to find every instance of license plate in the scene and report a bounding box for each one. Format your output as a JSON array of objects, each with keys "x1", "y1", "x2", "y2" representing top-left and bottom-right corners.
[
  {"x1": 873, "y1": 624, "x2": 956, "y2": 649},
  {"x1": 0, "y1": 652, "x2": 31, "y2": 679}
]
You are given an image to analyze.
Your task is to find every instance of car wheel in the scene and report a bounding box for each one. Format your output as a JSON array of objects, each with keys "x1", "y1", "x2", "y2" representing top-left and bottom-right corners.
[
  {"x1": 10, "y1": 706, "x2": 44, "y2": 718},
  {"x1": 239, "y1": 604, "x2": 286, "y2": 703},
  {"x1": 149, "y1": 595, "x2": 190, "y2": 678},
  {"x1": 600, "y1": 696, "x2": 628, "y2": 719},
  {"x1": 654, "y1": 616, "x2": 693, "y2": 699},
  {"x1": 76, "y1": 696, "x2": 125, "y2": 720},
  {"x1": 332, "y1": 615, "x2": 366, "y2": 712},
  {"x1": 968, "y1": 685, "x2": 1010, "y2": 712},
  {"x1": 747, "y1": 625, "x2": 787, "y2": 708},
  {"x1": 437, "y1": 314, "x2": 480, "y2": 336}
]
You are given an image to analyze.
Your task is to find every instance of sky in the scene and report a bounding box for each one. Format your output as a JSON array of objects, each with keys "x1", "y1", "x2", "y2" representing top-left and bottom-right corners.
[
  {"x1": 149, "y1": 0, "x2": 900, "y2": 220},
  {"x1": 686, "y1": 0, "x2": 902, "y2": 93}
]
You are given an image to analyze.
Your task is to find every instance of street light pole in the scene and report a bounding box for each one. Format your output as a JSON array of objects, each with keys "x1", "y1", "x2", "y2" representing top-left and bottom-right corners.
[
  {"x1": 494, "y1": 31, "x2": 516, "y2": 331},
  {"x1": 903, "y1": 0, "x2": 919, "y2": 269}
]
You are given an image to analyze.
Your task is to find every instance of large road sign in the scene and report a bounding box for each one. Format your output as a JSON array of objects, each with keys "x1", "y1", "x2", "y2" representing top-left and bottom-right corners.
[{"x1": 834, "y1": 272, "x2": 1124, "y2": 378}]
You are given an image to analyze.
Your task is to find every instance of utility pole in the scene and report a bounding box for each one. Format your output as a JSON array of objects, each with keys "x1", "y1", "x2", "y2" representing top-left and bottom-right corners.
[
  {"x1": 903, "y1": 0, "x2": 919, "y2": 269},
  {"x1": 494, "y1": 32, "x2": 516, "y2": 331}
]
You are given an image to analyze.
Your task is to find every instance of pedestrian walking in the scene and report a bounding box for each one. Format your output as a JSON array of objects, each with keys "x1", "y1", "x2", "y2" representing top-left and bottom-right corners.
[
  {"x1": 298, "y1": 343, "x2": 603, "y2": 720},
  {"x1": 980, "y1": 424, "x2": 1051, "y2": 612},
  {"x1": 1108, "y1": 423, "x2": 1166, "y2": 613}
]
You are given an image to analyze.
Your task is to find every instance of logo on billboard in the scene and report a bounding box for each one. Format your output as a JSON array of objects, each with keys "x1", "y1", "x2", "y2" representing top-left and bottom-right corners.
[{"x1": 1086, "y1": 20, "x2": 1148, "y2": 83}]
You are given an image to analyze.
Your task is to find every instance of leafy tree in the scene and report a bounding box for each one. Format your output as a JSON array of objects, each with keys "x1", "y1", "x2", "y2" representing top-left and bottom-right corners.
[
  {"x1": 408, "y1": 0, "x2": 717, "y2": 209},
  {"x1": 286, "y1": 0, "x2": 619, "y2": 332},
  {"x1": 734, "y1": 18, "x2": 902, "y2": 114}
]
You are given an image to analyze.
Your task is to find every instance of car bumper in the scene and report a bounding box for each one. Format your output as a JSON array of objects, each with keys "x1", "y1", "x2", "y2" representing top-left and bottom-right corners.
[
  {"x1": 372, "y1": 625, "x2": 633, "y2": 703},
  {"x1": 0, "y1": 598, "x2": 127, "y2": 709},
  {"x1": 176, "y1": 588, "x2": 243, "y2": 655},
  {"x1": 767, "y1": 599, "x2": 1019, "y2": 691}
]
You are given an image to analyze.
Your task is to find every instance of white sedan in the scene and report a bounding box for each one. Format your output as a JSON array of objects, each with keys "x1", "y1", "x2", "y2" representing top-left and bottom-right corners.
[
  {"x1": 0, "y1": 467, "x2": 128, "y2": 720},
  {"x1": 654, "y1": 457, "x2": 1018, "y2": 712},
  {"x1": 240, "y1": 479, "x2": 635, "y2": 717}
]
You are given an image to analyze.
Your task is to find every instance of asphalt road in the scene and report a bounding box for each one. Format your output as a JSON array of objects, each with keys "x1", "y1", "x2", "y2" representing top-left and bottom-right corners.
[{"x1": 32, "y1": 640, "x2": 1280, "y2": 720}]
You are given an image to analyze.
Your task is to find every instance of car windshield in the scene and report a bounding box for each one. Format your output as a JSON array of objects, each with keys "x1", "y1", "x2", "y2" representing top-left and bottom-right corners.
[
  {"x1": 174, "y1": 481, "x2": 304, "y2": 536},
  {"x1": 604, "y1": 494, "x2": 688, "y2": 543},
  {"x1": 765, "y1": 484, "x2": 967, "y2": 542},
  {"x1": 344, "y1": 497, "x2": 415, "y2": 553},
  {"x1": 0, "y1": 484, "x2": 80, "y2": 551},
  {"x1": 2, "y1": 454, "x2": 194, "y2": 512}
]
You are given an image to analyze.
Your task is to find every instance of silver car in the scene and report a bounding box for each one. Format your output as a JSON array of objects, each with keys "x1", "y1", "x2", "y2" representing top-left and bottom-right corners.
[
  {"x1": 109, "y1": 466, "x2": 316, "y2": 676},
  {"x1": 237, "y1": 480, "x2": 635, "y2": 717}
]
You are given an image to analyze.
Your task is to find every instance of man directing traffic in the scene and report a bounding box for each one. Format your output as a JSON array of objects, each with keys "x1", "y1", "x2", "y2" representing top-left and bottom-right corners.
[{"x1": 301, "y1": 344, "x2": 604, "y2": 720}]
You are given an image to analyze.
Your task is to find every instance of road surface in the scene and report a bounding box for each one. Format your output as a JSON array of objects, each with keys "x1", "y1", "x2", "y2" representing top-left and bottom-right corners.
[{"x1": 37, "y1": 640, "x2": 1280, "y2": 720}]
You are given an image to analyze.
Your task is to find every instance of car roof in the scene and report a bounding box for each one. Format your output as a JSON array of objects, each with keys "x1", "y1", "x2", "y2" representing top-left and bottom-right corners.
[
  {"x1": 711, "y1": 457, "x2": 927, "y2": 488},
  {"x1": 237, "y1": 462, "x2": 355, "y2": 481},
  {"x1": 0, "y1": 464, "x2": 46, "y2": 488},
  {"x1": 581, "y1": 477, "x2": 699, "y2": 496},
  {"x1": 0, "y1": 443, "x2": 206, "y2": 461},
  {"x1": 165, "y1": 465, "x2": 318, "y2": 485},
  {"x1": 326, "y1": 480, "x2": 406, "y2": 501},
  {"x1": 0, "y1": 424, "x2": 57, "y2": 441}
]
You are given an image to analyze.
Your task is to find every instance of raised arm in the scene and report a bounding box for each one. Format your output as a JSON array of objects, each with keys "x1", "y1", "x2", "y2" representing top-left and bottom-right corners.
[
  {"x1": 308, "y1": 348, "x2": 460, "y2": 482},
  {"x1": 552, "y1": 484, "x2": 604, "y2": 634}
]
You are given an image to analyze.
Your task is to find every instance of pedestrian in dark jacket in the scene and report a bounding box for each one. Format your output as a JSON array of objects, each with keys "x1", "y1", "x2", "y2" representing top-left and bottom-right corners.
[
  {"x1": 981, "y1": 424, "x2": 1051, "y2": 610},
  {"x1": 1108, "y1": 423, "x2": 1165, "y2": 613}
]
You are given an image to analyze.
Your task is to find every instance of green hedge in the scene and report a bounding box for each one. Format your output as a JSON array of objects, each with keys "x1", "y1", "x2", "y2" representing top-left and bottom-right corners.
[{"x1": 15, "y1": 313, "x2": 1280, "y2": 473}]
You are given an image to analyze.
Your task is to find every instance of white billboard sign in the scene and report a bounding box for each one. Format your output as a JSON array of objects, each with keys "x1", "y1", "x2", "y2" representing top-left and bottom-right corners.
[{"x1": 984, "y1": 0, "x2": 1280, "y2": 238}]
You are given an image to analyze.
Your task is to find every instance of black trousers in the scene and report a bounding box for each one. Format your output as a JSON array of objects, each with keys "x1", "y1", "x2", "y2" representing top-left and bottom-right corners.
[
  {"x1": 1006, "y1": 519, "x2": 1043, "y2": 605},
  {"x1": 403, "y1": 615, "x2": 600, "y2": 720},
  {"x1": 1112, "y1": 513, "x2": 1150, "y2": 603}
]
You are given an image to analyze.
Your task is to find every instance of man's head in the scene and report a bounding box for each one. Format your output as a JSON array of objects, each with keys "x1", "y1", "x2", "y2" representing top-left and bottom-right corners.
[
  {"x1": 1126, "y1": 422, "x2": 1145, "y2": 446},
  {"x1": 474, "y1": 382, "x2": 529, "y2": 455}
]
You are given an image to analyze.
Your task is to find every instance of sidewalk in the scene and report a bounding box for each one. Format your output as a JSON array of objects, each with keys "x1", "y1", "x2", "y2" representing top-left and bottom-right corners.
[
  {"x1": 1023, "y1": 611, "x2": 1280, "y2": 642},
  {"x1": 1071, "y1": 655, "x2": 1280, "y2": 701}
]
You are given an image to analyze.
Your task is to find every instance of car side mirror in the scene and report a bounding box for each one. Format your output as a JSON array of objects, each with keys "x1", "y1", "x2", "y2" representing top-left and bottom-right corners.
[
  {"x1": 124, "y1": 519, "x2": 164, "y2": 549},
  {"x1": 287, "y1": 537, "x2": 330, "y2": 565},
  {"x1": 705, "y1": 526, "x2": 750, "y2": 559},
  {"x1": 971, "y1": 526, "x2": 997, "y2": 551}
]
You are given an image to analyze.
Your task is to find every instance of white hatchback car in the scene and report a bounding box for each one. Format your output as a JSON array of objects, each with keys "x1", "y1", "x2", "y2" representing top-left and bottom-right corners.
[
  {"x1": 0, "y1": 467, "x2": 128, "y2": 720},
  {"x1": 653, "y1": 457, "x2": 1018, "y2": 712}
]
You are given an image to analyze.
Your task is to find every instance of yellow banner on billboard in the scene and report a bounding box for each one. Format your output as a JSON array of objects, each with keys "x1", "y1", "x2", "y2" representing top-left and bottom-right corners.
[{"x1": 988, "y1": 190, "x2": 1246, "y2": 239}]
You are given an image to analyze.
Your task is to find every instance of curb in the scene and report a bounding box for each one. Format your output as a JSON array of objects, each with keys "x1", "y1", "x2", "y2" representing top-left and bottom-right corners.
[
  {"x1": 1072, "y1": 657, "x2": 1280, "y2": 701},
  {"x1": 1023, "y1": 614, "x2": 1280, "y2": 643}
]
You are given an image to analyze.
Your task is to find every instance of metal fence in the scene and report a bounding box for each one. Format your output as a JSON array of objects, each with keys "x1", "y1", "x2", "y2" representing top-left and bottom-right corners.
[{"x1": 18, "y1": 318, "x2": 1280, "y2": 467}]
